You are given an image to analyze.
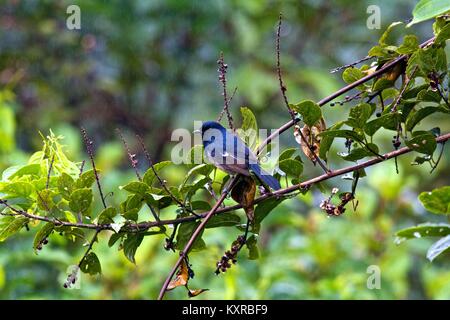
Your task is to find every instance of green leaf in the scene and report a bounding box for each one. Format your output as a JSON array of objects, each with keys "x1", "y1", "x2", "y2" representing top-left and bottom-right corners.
[
  {"x1": 56, "y1": 226, "x2": 86, "y2": 242},
  {"x1": 246, "y1": 234, "x2": 259, "y2": 260},
  {"x1": 406, "y1": 105, "x2": 449, "y2": 131},
  {"x1": 185, "y1": 145, "x2": 205, "y2": 168},
  {"x1": 435, "y1": 22, "x2": 450, "y2": 45},
  {"x1": 75, "y1": 169, "x2": 97, "y2": 189},
  {"x1": 122, "y1": 208, "x2": 139, "y2": 221},
  {"x1": 417, "y1": 89, "x2": 443, "y2": 103},
  {"x1": 408, "y1": 0, "x2": 450, "y2": 27},
  {"x1": 342, "y1": 67, "x2": 365, "y2": 86},
  {"x1": 142, "y1": 161, "x2": 172, "y2": 186},
  {"x1": 175, "y1": 222, "x2": 206, "y2": 252},
  {"x1": 396, "y1": 35, "x2": 419, "y2": 54},
  {"x1": 80, "y1": 252, "x2": 102, "y2": 275},
  {"x1": 124, "y1": 194, "x2": 144, "y2": 212},
  {"x1": 144, "y1": 193, "x2": 173, "y2": 210},
  {"x1": 108, "y1": 232, "x2": 124, "y2": 247},
  {"x1": 0, "y1": 181, "x2": 34, "y2": 198},
  {"x1": 190, "y1": 200, "x2": 211, "y2": 211},
  {"x1": 319, "y1": 129, "x2": 364, "y2": 142},
  {"x1": 254, "y1": 198, "x2": 284, "y2": 226},
  {"x1": 96, "y1": 207, "x2": 117, "y2": 224},
  {"x1": 339, "y1": 143, "x2": 379, "y2": 161},
  {"x1": 0, "y1": 216, "x2": 28, "y2": 242},
  {"x1": 409, "y1": 47, "x2": 447, "y2": 76},
  {"x1": 36, "y1": 189, "x2": 55, "y2": 211},
  {"x1": 418, "y1": 186, "x2": 450, "y2": 214},
  {"x1": 379, "y1": 21, "x2": 403, "y2": 45},
  {"x1": 9, "y1": 164, "x2": 41, "y2": 180},
  {"x1": 291, "y1": 100, "x2": 322, "y2": 127},
  {"x1": 277, "y1": 148, "x2": 297, "y2": 162},
  {"x1": 33, "y1": 222, "x2": 54, "y2": 253},
  {"x1": 372, "y1": 78, "x2": 394, "y2": 92},
  {"x1": 183, "y1": 164, "x2": 214, "y2": 185},
  {"x1": 427, "y1": 235, "x2": 450, "y2": 261},
  {"x1": 319, "y1": 121, "x2": 344, "y2": 161},
  {"x1": 278, "y1": 159, "x2": 303, "y2": 177},
  {"x1": 120, "y1": 181, "x2": 150, "y2": 195},
  {"x1": 69, "y1": 188, "x2": 93, "y2": 214},
  {"x1": 181, "y1": 177, "x2": 211, "y2": 201},
  {"x1": 205, "y1": 212, "x2": 241, "y2": 228},
  {"x1": 57, "y1": 173, "x2": 75, "y2": 200},
  {"x1": 346, "y1": 103, "x2": 374, "y2": 129},
  {"x1": 406, "y1": 131, "x2": 437, "y2": 155},
  {"x1": 238, "y1": 107, "x2": 258, "y2": 150},
  {"x1": 123, "y1": 233, "x2": 144, "y2": 264},
  {"x1": 364, "y1": 113, "x2": 399, "y2": 136},
  {"x1": 396, "y1": 223, "x2": 450, "y2": 239}
]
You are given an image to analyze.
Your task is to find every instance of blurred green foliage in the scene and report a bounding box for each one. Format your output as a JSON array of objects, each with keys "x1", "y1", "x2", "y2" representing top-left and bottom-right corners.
[{"x1": 0, "y1": 0, "x2": 450, "y2": 300}]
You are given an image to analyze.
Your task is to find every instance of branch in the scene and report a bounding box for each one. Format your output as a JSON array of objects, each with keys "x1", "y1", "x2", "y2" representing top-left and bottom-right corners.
[
  {"x1": 216, "y1": 52, "x2": 234, "y2": 130},
  {"x1": 157, "y1": 177, "x2": 239, "y2": 300},
  {"x1": 117, "y1": 128, "x2": 141, "y2": 181},
  {"x1": 80, "y1": 128, "x2": 107, "y2": 209},
  {"x1": 276, "y1": 13, "x2": 295, "y2": 120}
]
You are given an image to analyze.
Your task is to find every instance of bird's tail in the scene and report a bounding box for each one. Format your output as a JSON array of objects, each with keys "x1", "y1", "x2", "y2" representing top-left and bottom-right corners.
[{"x1": 249, "y1": 163, "x2": 281, "y2": 191}]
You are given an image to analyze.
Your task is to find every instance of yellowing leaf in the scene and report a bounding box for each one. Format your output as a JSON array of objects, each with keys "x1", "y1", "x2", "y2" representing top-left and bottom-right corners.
[
  {"x1": 167, "y1": 259, "x2": 189, "y2": 290},
  {"x1": 231, "y1": 176, "x2": 256, "y2": 222},
  {"x1": 294, "y1": 118, "x2": 326, "y2": 164},
  {"x1": 188, "y1": 288, "x2": 209, "y2": 298}
]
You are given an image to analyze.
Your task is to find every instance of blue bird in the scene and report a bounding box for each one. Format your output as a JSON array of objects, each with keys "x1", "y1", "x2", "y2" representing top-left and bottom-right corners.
[{"x1": 199, "y1": 121, "x2": 281, "y2": 191}]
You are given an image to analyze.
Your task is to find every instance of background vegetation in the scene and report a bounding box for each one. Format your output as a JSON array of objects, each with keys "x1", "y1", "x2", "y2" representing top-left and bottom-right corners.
[{"x1": 0, "y1": 0, "x2": 449, "y2": 299}]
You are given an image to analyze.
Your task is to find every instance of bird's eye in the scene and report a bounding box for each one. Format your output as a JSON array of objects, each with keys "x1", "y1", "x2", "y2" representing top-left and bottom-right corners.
[{"x1": 211, "y1": 136, "x2": 216, "y2": 142}]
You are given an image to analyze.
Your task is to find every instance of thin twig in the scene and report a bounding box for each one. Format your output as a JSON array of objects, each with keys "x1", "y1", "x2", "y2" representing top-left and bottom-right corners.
[
  {"x1": 217, "y1": 86, "x2": 238, "y2": 123},
  {"x1": 80, "y1": 128, "x2": 107, "y2": 209},
  {"x1": 116, "y1": 128, "x2": 141, "y2": 181},
  {"x1": 330, "y1": 55, "x2": 375, "y2": 73},
  {"x1": 276, "y1": 13, "x2": 295, "y2": 120},
  {"x1": 217, "y1": 52, "x2": 234, "y2": 130},
  {"x1": 77, "y1": 230, "x2": 100, "y2": 269},
  {"x1": 430, "y1": 141, "x2": 446, "y2": 173},
  {"x1": 391, "y1": 66, "x2": 417, "y2": 113},
  {"x1": 79, "y1": 160, "x2": 85, "y2": 178},
  {"x1": 437, "y1": 85, "x2": 450, "y2": 108}
]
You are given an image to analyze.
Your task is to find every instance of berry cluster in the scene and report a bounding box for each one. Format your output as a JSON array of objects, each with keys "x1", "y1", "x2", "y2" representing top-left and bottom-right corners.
[{"x1": 215, "y1": 235, "x2": 246, "y2": 275}]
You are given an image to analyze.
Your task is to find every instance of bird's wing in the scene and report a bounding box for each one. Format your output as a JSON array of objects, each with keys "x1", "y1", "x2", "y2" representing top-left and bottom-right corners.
[{"x1": 204, "y1": 131, "x2": 258, "y2": 176}]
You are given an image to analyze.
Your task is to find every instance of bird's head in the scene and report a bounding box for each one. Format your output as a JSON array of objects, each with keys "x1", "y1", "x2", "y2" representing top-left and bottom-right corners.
[
  {"x1": 201, "y1": 121, "x2": 226, "y2": 135},
  {"x1": 198, "y1": 121, "x2": 226, "y2": 148}
]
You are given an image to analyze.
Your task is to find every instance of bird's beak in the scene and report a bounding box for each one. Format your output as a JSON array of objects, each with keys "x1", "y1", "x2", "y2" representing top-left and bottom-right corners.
[{"x1": 192, "y1": 129, "x2": 201, "y2": 134}]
